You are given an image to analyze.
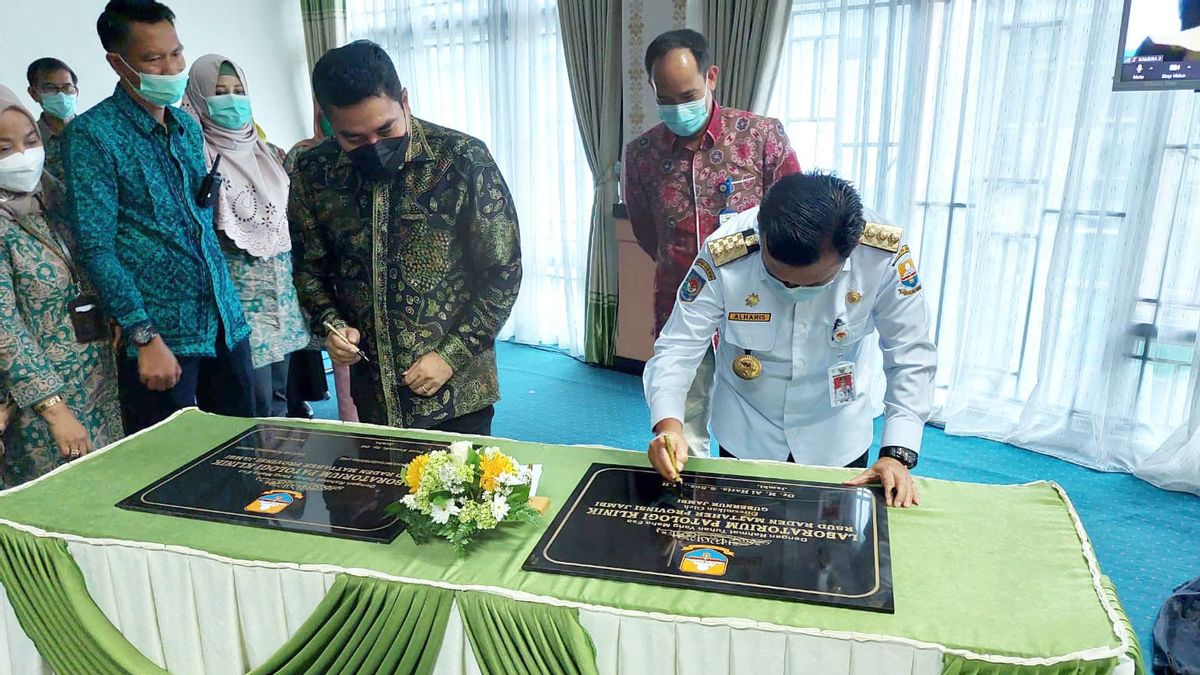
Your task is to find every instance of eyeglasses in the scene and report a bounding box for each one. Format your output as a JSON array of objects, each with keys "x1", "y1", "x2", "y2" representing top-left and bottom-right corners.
[{"x1": 37, "y1": 83, "x2": 78, "y2": 95}]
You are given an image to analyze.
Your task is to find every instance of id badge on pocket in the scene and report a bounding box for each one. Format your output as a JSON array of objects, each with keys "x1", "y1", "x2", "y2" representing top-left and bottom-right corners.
[
  {"x1": 829, "y1": 361, "x2": 856, "y2": 407},
  {"x1": 68, "y1": 294, "x2": 108, "y2": 344}
]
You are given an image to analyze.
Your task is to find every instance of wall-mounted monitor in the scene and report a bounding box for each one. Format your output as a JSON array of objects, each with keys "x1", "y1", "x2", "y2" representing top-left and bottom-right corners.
[{"x1": 1114, "y1": 0, "x2": 1200, "y2": 91}]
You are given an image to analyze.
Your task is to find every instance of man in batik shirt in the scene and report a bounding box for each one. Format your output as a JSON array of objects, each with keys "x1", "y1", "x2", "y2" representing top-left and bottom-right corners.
[
  {"x1": 624, "y1": 29, "x2": 800, "y2": 456},
  {"x1": 290, "y1": 41, "x2": 521, "y2": 435}
]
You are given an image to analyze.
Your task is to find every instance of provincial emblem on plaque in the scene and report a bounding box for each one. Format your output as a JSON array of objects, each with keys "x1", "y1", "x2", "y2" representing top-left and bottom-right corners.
[
  {"x1": 245, "y1": 490, "x2": 304, "y2": 515},
  {"x1": 679, "y1": 545, "x2": 733, "y2": 576},
  {"x1": 523, "y1": 464, "x2": 895, "y2": 612}
]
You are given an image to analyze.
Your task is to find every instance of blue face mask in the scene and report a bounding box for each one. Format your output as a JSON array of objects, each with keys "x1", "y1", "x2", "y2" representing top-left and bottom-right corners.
[
  {"x1": 658, "y1": 90, "x2": 710, "y2": 137},
  {"x1": 207, "y1": 94, "x2": 253, "y2": 130},
  {"x1": 763, "y1": 256, "x2": 837, "y2": 303},
  {"x1": 119, "y1": 55, "x2": 188, "y2": 106},
  {"x1": 39, "y1": 92, "x2": 77, "y2": 121}
]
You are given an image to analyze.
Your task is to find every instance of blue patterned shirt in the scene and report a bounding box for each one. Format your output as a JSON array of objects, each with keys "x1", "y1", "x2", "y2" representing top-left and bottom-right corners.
[{"x1": 63, "y1": 85, "x2": 248, "y2": 357}]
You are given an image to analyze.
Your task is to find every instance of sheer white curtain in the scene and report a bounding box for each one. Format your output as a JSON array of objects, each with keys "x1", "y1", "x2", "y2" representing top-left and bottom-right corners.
[
  {"x1": 346, "y1": 0, "x2": 593, "y2": 356},
  {"x1": 769, "y1": 0, "x2": 1200, "y2": 493}
]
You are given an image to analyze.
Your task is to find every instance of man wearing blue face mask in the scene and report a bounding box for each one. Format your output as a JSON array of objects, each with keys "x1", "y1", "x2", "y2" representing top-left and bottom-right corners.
[
  {"x1": 25, "y1": 58, "x2": 80, "y2": 181},
  {"x1": 624, "y1": 29, "x2": 800, "y2": 460},
  {"x1": 63, "y1": 0, "x2": 254, "y2": 432},
  {"x1": 643, "y1": 172, "x2": 937, "y2": 508}
]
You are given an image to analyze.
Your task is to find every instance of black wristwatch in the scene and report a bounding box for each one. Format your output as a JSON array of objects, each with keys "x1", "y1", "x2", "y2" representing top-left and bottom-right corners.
[
  {"x1": 128, "y1": 323, "x2": 160, "y2": 347},
  {"x1": 879, "y1": 446, "x2": 918, "y2": 469}
]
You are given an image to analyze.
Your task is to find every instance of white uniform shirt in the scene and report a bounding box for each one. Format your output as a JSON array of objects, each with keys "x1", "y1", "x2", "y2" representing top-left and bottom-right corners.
[{"x1": 643, "y1": 207, "x2": 937, "y2": 466}]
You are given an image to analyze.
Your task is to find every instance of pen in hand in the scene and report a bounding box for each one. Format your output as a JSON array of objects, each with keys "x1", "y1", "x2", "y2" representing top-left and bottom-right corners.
[
  {"x1": 664, "y1": 434, "x2": 683, "y2": 484},
  {"x1": 323, "y1": 321, "x2": 371, "y2": 363}
]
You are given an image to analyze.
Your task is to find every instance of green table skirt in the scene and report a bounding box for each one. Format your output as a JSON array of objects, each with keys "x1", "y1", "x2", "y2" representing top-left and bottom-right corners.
[{"x1": 0, "y1": 410, "x2": 1142, "y2": 674}]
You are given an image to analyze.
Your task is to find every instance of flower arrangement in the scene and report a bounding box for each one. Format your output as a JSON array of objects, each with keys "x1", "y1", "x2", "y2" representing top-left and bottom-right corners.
[{"x1": 388, "y1": 441, "x2": 539, "y2": 556}]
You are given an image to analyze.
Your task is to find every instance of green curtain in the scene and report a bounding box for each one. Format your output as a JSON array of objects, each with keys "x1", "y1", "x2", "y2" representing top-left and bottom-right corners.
[
  {"x1": 0, "y1": 520, "x2": 1134, "y2": 675},
  {"x1": 557, "y1": 0, "x2": 623, "y2": 365},
  {"x1": 940, "y1": 659, "x2": 1119, "y2": 675},
  {"x1": 1101, "y1": 575, "x2": 1145, "y2": 675},
  {"x1": 299, "y1": 0, "x2": 348, "y2": 73},
  {"x1": 0, "y1": 524, "x2": 600, "y2": 675},
  {"x1": 701, "y1": 0, "x2": 792, "y2": 113},
  {"x1": 456, "y1": 591, "x2": 600, "y2": 675},
  {"x1": 0, "y1": 524, "x2": 166, "y2": 675},
  {"x1": 250, "y1": 575, "x2": 453, "y2": 675}
]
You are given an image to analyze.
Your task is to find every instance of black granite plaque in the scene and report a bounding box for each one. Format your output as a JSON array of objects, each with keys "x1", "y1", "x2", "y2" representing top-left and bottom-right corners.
[
  {"x1": 523, "y1": 464, "x2": 893, "y2": 612},
  {"x1": 117, "y1": 424, "x2": 447, "y2": 543}
]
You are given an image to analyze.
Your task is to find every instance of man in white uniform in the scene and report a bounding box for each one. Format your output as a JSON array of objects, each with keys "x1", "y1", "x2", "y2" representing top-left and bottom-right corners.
[{"x1": 643, "y1": 172, "x2": 936, "y2": 507}]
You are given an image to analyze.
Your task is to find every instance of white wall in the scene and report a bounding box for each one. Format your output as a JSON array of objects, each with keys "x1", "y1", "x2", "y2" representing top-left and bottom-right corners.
[{"x1": 0, "y1": 0, "x2": 312, "y2": 147}]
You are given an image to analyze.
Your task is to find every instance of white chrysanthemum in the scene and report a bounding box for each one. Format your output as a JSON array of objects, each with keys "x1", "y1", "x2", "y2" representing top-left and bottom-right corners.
[
  {"x1": 490, "y1": 493, "x2": 511, "y2": 522},
  {"x1": 430, "y1": 501, "x2": 461, "y2": 525},
  {"x1": 401, "y1": 494, "x2": 419, "y2": 510},
  {"x1": 420, "y1": 452, "x2": 455, "y2": 493},
  {"x1": 500, "y1": 469, "x2": 530, "y2": 487},
  {"x1": 448, "y1": 441, "x2": 472, "y2": 463},
  {"x1": 438, "y1": 463, "x2": 461, "y2": 486}
]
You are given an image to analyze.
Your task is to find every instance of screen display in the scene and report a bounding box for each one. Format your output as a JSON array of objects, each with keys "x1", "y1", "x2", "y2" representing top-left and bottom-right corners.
[{"x1": 1116, "y1": 0, "x2": 1200, "y2": 89}]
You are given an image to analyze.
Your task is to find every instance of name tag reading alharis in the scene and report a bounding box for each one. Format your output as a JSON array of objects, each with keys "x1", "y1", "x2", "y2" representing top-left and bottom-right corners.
[{"x1": 728, "y1": 312, "x2": 771, "y2": 322}]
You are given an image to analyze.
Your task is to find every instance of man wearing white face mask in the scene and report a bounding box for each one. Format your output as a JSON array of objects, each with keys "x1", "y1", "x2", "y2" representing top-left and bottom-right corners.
[
  {"x1": 624, "y1": 30, "x2": 800, "y2": 459},
  {"x1": 63, "y1": 0, "x2": 254, "y2": 433},
  {"x1": 25, "y1": 58, "x2": 80, "y2": 181},
  {"x1": 643, "y1": 172, "x2": 937, "y2": 509}
]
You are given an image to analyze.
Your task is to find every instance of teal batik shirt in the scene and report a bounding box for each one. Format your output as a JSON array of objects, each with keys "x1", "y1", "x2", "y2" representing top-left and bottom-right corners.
[{"x1": 63, "y1": 85, "x2": 248, "y2": 357}]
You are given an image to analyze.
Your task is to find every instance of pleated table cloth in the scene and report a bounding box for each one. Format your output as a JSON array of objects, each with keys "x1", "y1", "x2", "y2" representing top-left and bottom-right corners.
[{"x1": 0, "y1": 409, "x2": 1142, "y2": 675}]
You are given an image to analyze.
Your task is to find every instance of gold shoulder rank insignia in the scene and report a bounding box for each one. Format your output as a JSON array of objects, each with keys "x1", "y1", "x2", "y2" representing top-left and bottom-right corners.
[
  {"x1": 708, "y1": 229, "x2": 761, "y2": 266},
  {"x1": 860, "y1": 222, "x2": 903, "y2": 253}
]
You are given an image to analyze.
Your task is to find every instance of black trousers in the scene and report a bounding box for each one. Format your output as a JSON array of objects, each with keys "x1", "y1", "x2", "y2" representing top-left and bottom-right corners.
[
  {"x1": 719, "y1": 446, "x2": 870, "y2": 469},
  {"x1": 119, "y1": 325, "x2": 255, "y2": 433},
  {"x1": 431, "y1": 405, "x2": 495, "y2": 436},
  {"x1": 252, "y1": 355, "x2": 290, "y2": 418},
  {"x1": 286, "y1": 348, "x2": 329, "y2": 414}
]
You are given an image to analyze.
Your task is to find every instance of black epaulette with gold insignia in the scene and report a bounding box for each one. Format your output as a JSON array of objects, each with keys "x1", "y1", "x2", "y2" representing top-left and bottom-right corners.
[
  {"x1": 707, "y1": 229, "x2": 761, "y2": 266},
  {"x1": 859, "y1": 222, "x2": 903, "y2": 253}
]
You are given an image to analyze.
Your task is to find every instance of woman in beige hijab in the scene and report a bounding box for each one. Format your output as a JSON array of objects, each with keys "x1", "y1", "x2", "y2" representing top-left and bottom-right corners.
[
  {"x1": 181, "y1": 55, "x2": 311, "y2": 418},
  {"x1": 0, "y1": 84, "x2": 123, "y2": 487}
]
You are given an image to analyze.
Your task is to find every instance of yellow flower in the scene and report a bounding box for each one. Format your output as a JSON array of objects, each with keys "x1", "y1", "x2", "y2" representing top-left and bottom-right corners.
[
  {"x1": 479, "y1": 452, "x2": 516, "y2": 492},
  {"x1": 405, "y1": 454, "x2": 430, "y2": 491}
]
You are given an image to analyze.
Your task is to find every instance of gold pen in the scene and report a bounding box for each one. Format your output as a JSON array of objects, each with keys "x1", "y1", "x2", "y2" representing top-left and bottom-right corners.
[
  {"x1": 664, "y1": 434, "x2": 683, "y2": 483},
  {"x1": 323, "y1": 321, "x2": 371, "y2": 363}
]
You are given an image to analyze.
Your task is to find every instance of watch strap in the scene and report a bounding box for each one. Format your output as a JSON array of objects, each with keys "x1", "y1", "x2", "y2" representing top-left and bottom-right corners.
[
  {"x1": 879, "y1": 445, "x2": 918, "y2": 469},
  {"x1": 128, "y1": 323, "x2": 159, "y2": 347}
]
